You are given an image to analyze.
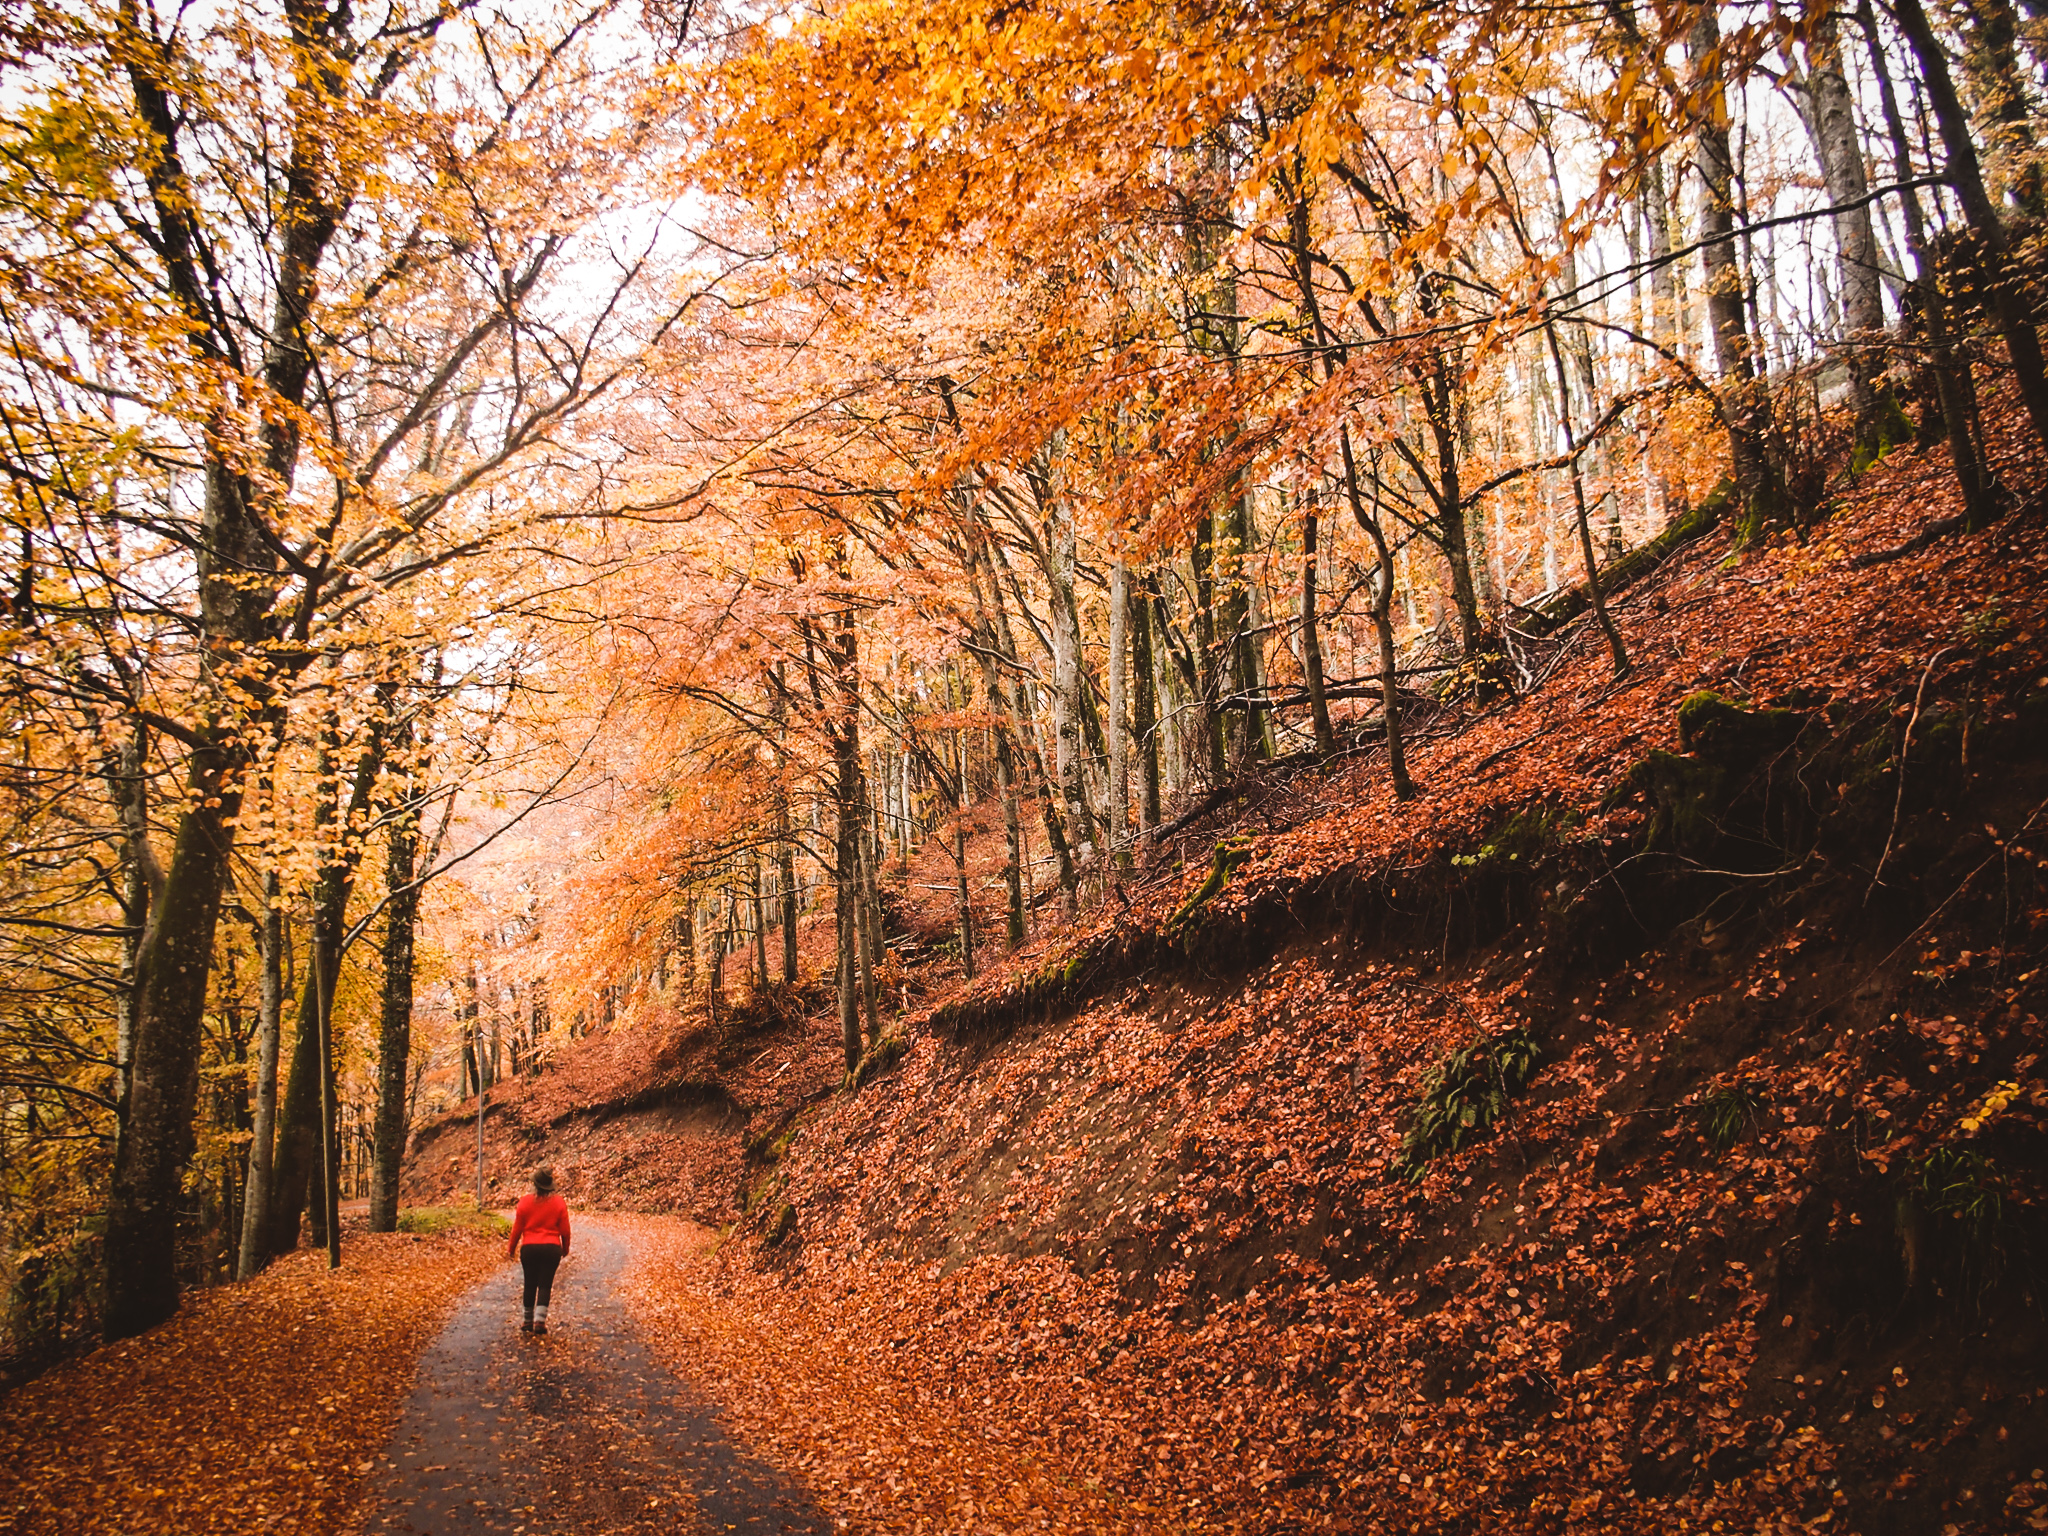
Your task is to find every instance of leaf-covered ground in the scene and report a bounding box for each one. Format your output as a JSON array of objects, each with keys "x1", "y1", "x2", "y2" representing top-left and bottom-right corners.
[
  {"x1": 0, "y1": 1229, "x2": 499, "y2": 1536},
  {"x1": 620, "y1": 1215, "x2": 1163, "y2": 1532}
]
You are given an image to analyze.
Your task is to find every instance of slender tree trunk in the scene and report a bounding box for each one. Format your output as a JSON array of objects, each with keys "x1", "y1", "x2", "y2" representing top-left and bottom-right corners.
[
  {"x1": 971, "y1": 519, "x2": 1078, "y2": 912},
  {"x1": 1860, "y1": 0, "x2": 2006, "y2": 525},
  {"x1": 313, "y1": 930, "x2": 339, "y2": 1270},
  {"x1": 1690, "y1": 9, "x2": 1786, "y2": 536},
  {"x1": 265, "y1": 708, "x2": 387, "y2": 1261},
  {"x1": 1957, "y1": 0, "x2": 2042, "y2": 213},
  {"x1": 830, "y1": 608, "x2": 864, "y2": 1072},
  {"x1": 1424, "y1": 363, "x2": 1489, "y2": 656},
  {"x1": 1811, "y1": 16, "x2": 1886, "y2": 354},
  {"x1": 857, "y1": 837, "x2": 882, "y2": 1044},
  {"x1": 1642, "y1": 154, "x2": 1678, "y2": 350},
  {"x1": 1224, "y1": 490, "x2": 1272, "y2": 762},
  {"x1": 1299, "y1": 487, "x2": 1336, "y2": 754},
  {"x1": 751, "y1": 853, "x2": 770, "y2": 988},
  {"x1": 367, "y1": 794, "x2": 419, "y2": 1234},
  {"x1": 969, "y1": 640, "x2": 1030, "y2": 950},
  {"x1": 1544, "y1": 321, "x2": 1631, "y2": 676},
  {"x1": 771, "y1": 666, "x2": 800, "y2": 986},
  {"x1": 105, "y1": 722, "x2": 164, "y2": 1136},
  {"x1": 1189, "y1": 512, "x2": 1230, "y2": 784},
  {"x1": 1107, "y1": 559, "x2": 1128, "y2": 864},
  {"x1": 1890, "y1": 0, "x2": 2048, "y2": 448},
  {"x1": 997, "y1": 726, "x2": 1025, "y2": 948},
  {"x1": 1131, "y1": 574, "x2": 1162, "y2": 852},
  {"x1": 1340, "y1": 428, "x2": 1416, "y2": 801},
  {"x1": 235, "y1": 878, "x2": 284, "y2": 1277},
  {"x1": 1041, "y1": 447, "x2": 1096, "y2": 863}
]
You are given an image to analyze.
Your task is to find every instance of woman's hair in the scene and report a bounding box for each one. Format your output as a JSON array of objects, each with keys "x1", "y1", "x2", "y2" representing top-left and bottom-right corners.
[{"x1": 532, "y1": 1167, "x2": 555, "y2": 1195}]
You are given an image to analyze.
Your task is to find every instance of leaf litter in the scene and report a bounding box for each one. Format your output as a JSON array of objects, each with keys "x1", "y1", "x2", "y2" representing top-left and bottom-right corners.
[{"x1": 0, "y1": 1230, "x2": 499, "y2": 1536}]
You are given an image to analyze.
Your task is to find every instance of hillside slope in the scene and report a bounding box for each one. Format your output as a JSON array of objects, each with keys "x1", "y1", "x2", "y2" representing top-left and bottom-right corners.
[{"x1": 413, "y1": 431, "x2": 2048, "y2": 1533}]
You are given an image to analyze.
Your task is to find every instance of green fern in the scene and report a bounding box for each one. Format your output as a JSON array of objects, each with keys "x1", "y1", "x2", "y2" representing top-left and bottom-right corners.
[
  {"x1": 1399, "y1": 1027, "x2": 1541, "y2": 1180},
  {"x1": 1699, "y1": 1079, "x2": 1768, "y2": 1151}
]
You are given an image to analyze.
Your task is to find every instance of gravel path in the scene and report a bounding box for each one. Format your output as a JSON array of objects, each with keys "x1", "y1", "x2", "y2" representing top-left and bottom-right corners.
[{"x1": 356, "y1": 1217, "x2": 828, "y2": 1535}]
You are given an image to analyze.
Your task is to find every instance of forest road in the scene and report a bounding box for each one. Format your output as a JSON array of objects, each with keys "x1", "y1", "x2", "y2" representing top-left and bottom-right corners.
[{"x1": 355, "y1": 1216, "x2": 829, "y2": 1535}]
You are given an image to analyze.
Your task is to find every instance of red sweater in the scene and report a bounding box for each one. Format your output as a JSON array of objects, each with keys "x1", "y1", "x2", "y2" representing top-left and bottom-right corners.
[{"x1": 507, "y1": 1193, "x2": 571, "y2": 1256}]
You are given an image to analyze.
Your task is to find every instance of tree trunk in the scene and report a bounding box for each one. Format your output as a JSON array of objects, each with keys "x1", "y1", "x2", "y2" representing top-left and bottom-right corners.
[
  {"x1": 235, "y1": 877, "x2": 284, "y2": 1277},
  {"x1": 1131, "y1": 574, "x2": 1162, "y2": 851},
  {"x1": 971, "y1": 518, "x2": 1078, "y2": 912},
  {"x1": 1189, "y1": 511, "x2": 1230, "y2": 784},
  {"x1": 102, "y1": 0, "x2": 346, "y2": 1338},
  {"x1": 1642, "y1": 154, "x2": 1678, "y2": 350},
  {"x1": 1957, "y1": 0, "x2": 2042, "y2": 213},
  {"x1": 857, "y1": 839, "x2": 882, "y2": 1044},
  {"x1": 997, "y1": 723, "x2": 1026, "y2": 948},
  {"x1": 829, "y1": 607, "x2": 864, "y2": 1073},
  {"x1": 313, "y1": 928, "x2": 340, "y2": 1269},
  {"x1": 1299, "y1": 487, "x2": 1336, "y2": 754},
  {"x1": 1544, "y1": 320, "x2": 1631, "y2": 676},
  {"x1": 1890, "y1": 0, "x2": 2048, "y2": 449},
  {"x1": 1041, "y1": 445, "x2": 1096, "y2": 864},
  {"x1": 1860, "y1": 0, "x2": 2007, "y2": 525},
  {"x1": 1796, "y1": 8, "x2": 1890, "y2": 447},
  {"x1": 1423, "y1": 359, "x2": 1489, "y2": 657},
  {"x1": 1106, "y1": 559, "x2": 1129, "y2": 864},
  {"x1": 751, "y1": 852, "x2": 770, "y2": 988},
  {"x1": 1224, "y1": 489, "x2": 1272, "y2": 763},
  {"x1": 1689, "y1": 8, "x2": 1786, "y2": 537},
  {"x1": 1341, "y1": 428, "x2": 1416, "y2": 801},
  {"x1": 367, "y1": 792, "x2": 420, "y2": 1234},
  {"x1": 105, "y1": 721, "x2": 164, "y2": 1136},
  {"x1": 772, "y1": 666, "x2": 800, "y2": 986},
  {"x1": 264, "y1": 704, "x2": 388, "y2": 1261}
]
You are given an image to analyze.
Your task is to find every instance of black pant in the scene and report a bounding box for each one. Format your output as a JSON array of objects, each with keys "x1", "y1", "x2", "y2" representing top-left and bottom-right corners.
[{"x1": 520, "y1": 1244, "x2": 563, "y2": 1310}]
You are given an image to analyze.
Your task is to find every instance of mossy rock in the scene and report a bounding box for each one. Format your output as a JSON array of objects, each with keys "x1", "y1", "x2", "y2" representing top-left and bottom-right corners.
[
  {"x1": 1619, "y1": 749, "x2": 1730, "y2": 856},
  {"x1": 764, "y1": 1202, "x2": 797, "y2": 1247},
  {"x1": 1676, "y1": 690, "x2": 1805, "y2": 761},
  {"x1": 744, "y1": 1115, "x2": 799, "y2": 1167},
  {"x1": 1850, "y1": 390, "x2": 1917, "y2": 476},
  {"x1": 1613, "y1": 693, "x2": 1811, "y2": 856}
]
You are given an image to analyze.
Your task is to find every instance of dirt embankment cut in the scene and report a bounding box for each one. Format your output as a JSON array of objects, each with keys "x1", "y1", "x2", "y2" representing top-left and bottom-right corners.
[{"x1": 708, "y1": 450, "x2": 2048, "y2": 1534}]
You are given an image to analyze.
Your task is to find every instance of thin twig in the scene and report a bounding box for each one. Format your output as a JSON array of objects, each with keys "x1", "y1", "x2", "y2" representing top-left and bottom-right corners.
[{"x1": 1866, "y1": 647, "x2": 1953, "y2": 903}]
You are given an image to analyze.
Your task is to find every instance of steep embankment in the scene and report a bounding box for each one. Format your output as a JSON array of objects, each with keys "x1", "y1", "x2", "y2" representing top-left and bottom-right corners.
[
  {"x1": 714, "y1": 445, "x2": 2048, "y2": 1533},
  {"x1": 408, "y1": 424, "x2": 2048, "y2": 1533}
]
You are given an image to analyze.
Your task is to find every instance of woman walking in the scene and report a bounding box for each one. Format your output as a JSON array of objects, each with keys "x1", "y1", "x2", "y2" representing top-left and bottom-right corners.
[{"x1": 506, "y1": 1167, "x2": 571, "y2": 1335}]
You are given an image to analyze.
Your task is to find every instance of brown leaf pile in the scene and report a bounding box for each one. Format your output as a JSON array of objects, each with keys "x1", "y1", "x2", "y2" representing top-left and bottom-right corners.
[{"x1": 0, "y1": 1231, "x2": 498, "y2": 1536}]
